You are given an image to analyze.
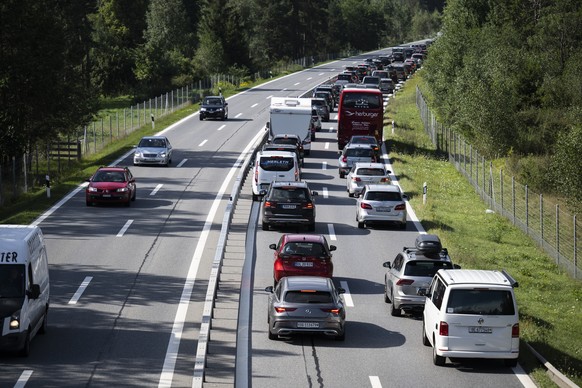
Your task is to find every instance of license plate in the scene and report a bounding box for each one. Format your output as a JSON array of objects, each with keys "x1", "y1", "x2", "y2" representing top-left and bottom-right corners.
[
  {"x1": 282, "y1": 204, "x2": 296, "y2": 209},
  {"x1": 294, "y1": 262, "x2": 314, "y2": 267},
  {"x1": 376, "y1": 207, "x2": 392, "y2": 212},
  {"x1": 102, "y1": 194, "x2": 111, "y2": 198},
  {"x1": 468, "y1": 326, "x2": 492, "y2": 333},
  {"x1": 297, "y1": 322, "x2": 319, "y2": 328}
]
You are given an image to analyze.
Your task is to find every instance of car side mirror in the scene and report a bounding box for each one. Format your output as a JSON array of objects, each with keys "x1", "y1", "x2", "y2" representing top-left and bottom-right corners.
[
  {"x1": 337, "y1": 287, "x2": 346, "y2": 294},
  {"x1": 225, "y1": 102, "x2": 228, "y2": 106},
  {"x1": 417, "y1": 288, "x2": 429, "y2": 297},
  {"x1": 454, "y1": 264, "x2": 462, "y2": 269},
  {"x1": 265, "y1": 122, "x2": 270, "y2": 130},
  {"x1": 386, "y1": 170, "x2": 392, "y2": 174},
  {"x1": 329, "y1": 245, "x2": 337, "y2": 252},
  {"x1": 269, "y1": 243, "x2": 277, "y2": 250},
  {"x1": 259, "y1": 190, "x2": 267, "y2": 197},
  {"x1": 383, "y1": 261, "x2": 391, "y2": 268},
  {"x1": 265, "y1": 286, "x2": 274, "y2": 293},
  {"x1": 402, "y1": 194, "x2": 408, "y2": 200},
  {"x1": 28, "y1": 284, "x2": 41, "y2": 299}
]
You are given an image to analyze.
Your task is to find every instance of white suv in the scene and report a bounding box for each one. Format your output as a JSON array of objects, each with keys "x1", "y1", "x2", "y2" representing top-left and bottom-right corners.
[{"x1": 421, "y1": 269, "x2": 520, "y2": 367}]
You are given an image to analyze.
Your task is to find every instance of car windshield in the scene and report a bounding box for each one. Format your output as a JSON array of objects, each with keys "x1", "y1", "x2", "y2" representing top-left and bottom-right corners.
[
  {"x1": 282, "y1": 242, "x2": 325, "y2": 257},
  {"x1": 271, "y1": 188, "x2": 308, "y2": 200},
  {"x1": 93, "y1": 171, "x2": 126, "y2": 182},
  {"x1": 403, "y1": 261, "x2": 453, "y2": 277},
  {"x1": 356, "y1": 168, "x2": 385, "y2": 176},
  {"x1": 204, "y1": 98, "x2": 222, "y2": 105},
  {"x1": 365, "y1": 191, "x2": 401, "y2": 201},
  {"x1": 284, "y1": 290, "x2": 333, "y2": 304},
  {"x1": 138, "y1": 138, "x2": 165, "y2": 148},
  {"x1": 0, "y1": 265, "x2": 25, "y2": 298},
  {"x1": 446, "y1": 290, "x2": 515, "y2": 315},
  {"x1": 259, "y1": 157, "x2": 294, "y2": 171},
  {"x1": 341, "y1": 93, "x2": 381, "y2": 109}
]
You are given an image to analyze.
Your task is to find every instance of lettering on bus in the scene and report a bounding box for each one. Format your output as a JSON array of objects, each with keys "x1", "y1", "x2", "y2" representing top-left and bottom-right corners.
[
  {"x1": 345, "y1": 110, "x2": 380, "y2": 118},
  {"x1": 0, "y1": 251, "x2": 18, "y2": 262}
]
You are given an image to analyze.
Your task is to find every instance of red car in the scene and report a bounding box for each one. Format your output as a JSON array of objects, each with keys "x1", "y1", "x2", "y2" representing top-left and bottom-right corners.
[
  {"x1": 269, "y1": 234, "x2": 336, "y2": 286},
  {"x1": 86, "y1": 166, "x2": 136, "y2": 206}
]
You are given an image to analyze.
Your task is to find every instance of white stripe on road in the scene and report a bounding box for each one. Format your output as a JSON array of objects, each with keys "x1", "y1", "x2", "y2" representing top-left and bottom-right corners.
[
  {"x1": 198, "y1": 139, "x2": 208, "y2": 147},
  {"x1": 339, "y1": 281, "x2": 354, "y2": 307},
  {"x1": 251, "y1": 103, "x2": 258, "y2": 108},
  {"x1": 307, "y1": 77, "x2": 313, "y2": 80},
  {"x1": 294, "y1": 82, "x2": 300, "y2": 86},
  {"x1": 322, "y1": 187, "x2": 328, "y2": 198},
  {"x1": 217, "y1": 125, "x2": 226, "y2": 131},
  {"x1": 266, "y1": 95, "x2": 274, "y2": 99},
  {"x1": 327, "y1": 223, "x2": 337, "y2": 241},
  {"x1": 177, "y1": 159, "x2": 187, "y2": 168},
  {"x1": 150, "y1": 184, "x2": 163, "y2": 196},
  {"x1": 322, "y1": 161, "x2": 327, "y2": 170},
  {"x1": 318, "y1": 73, "x2": 325, "y2": 76},
  {"x1": 68, "y1": 276, "x2": 93, "y2": 305},
  {"x1": 324, "y1": 142, "x2": 329, "y2": 150},
  {"x1": 117, "y1": 220, "x2": 133, "y2": 237},
  {"x1": 235, "y1": 113, "x2": 242, "y2": 118},
  {"x1": 369, "y1": 376, "x2": 382, "y2": 388},
  {"x1": 14, "y1": 370, "x2": 33, "y2": 388}
]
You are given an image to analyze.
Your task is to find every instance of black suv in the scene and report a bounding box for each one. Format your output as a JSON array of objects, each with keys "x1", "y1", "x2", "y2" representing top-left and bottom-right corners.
[
  {"x1": 200, "y1": 95, "x2": 228, "y2": 121},
  {"x1": 382, "y1": 234, "x2": 460, "y2": 316},
  {"x1": 261, "y1": 181, "x2": 317, "y2": 231}
]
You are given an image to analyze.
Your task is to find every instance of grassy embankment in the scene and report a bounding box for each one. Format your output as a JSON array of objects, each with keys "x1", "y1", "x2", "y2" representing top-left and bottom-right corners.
[{"x1": 386, "y1": 72, "x2": 581, "y2": 387}]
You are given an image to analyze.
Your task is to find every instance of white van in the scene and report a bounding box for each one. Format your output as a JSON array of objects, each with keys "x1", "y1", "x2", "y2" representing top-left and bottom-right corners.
[
  {"x1": 0, "y1": 225, "x2": 50, "y2": 356},
  {"x1": 251, "y1": 150, "x2": 300, "y2": 201},
  {"x1": 421, "y1": 269, "x2": 519, "y2": 367}
]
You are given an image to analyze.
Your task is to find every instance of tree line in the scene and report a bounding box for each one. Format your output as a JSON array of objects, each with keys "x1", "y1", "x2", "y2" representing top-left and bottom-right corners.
[
  {"x1": 423, "y1": 0, "x2": 581, "y2": 210},
  {"x1": 0, "y1": 0, "x2": 441, "y2": 162}
]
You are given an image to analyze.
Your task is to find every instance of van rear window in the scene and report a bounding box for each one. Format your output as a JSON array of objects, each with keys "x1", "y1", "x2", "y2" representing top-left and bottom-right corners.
[
  {"x1": 260, "y1": 157, "x2": 294, "y2": 171},
  {"x1": 446, "y1": 290, "x2": 515, "y2": 315}
]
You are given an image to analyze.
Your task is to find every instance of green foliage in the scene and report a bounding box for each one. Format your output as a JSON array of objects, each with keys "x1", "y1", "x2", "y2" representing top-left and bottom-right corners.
[{"x1": 550, "y1": 126, "x2": 582, "y2": 213}]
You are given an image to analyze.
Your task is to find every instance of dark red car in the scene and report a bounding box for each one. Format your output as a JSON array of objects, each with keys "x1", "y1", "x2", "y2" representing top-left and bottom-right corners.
[
  {"x1": 269, "y1": 234, "x2": 336, "y2": 286},
  {"x1": 85, "y1": 166, "x2": 136, "y2": 206}
]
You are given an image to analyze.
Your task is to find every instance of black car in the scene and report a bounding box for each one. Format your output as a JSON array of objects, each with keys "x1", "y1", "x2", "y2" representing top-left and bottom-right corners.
[
  {"x1": 199, "y1": 95, "x2": 228, "y2": 121},
  {"x1": 261, "y1": 181, "x2": 317, "y2": 231}
]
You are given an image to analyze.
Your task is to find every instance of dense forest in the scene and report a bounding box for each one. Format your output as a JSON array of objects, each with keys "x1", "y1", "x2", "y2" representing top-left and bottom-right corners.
[
  {"x1": 0, "y1": 0, "x2": 441, "y2": 161},
  {"x1": 424, "y1": 0, "x2": 582, "y2": 210}
]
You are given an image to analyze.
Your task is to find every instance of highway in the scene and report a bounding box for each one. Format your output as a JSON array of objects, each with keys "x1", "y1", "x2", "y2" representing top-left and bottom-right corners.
[{"x1": 0, "y1": 52, "x2": 532, "y2": 388}]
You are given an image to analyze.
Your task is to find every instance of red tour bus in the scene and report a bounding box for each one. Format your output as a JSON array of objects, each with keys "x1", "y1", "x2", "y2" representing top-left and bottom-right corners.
[{"x1": 337, "y1": 88, "x2": 384, "y2": 149}]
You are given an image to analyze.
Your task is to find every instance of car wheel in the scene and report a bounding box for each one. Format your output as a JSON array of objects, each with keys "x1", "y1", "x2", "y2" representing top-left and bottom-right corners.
[
  {"x1": 262, "y1": 222, "x2": 269, "y2": 231},
  {"x1": 268, "y1": 329, "x2": 278, "y2": 340},
  {"x1": 335, "y1": 330, "x2": 345, "y2": 341},
  {"x1": 357, "y1": 221, "x2": 365, "y2": 229},
  {"x1": 384, "y1": 282, "x2": 391, "y2": 303},
  {"x1": 433, "y1": 341, "x2": 446, "y2": 366},
  {"x1": 252, "y1": 193, "x2": 258, "y2": 201},
  {"x1": 348, "y1": 192, "x2": 354, "y2": 198},
  {"x1": 125, "y1": 198, "x2": 131, "y2": 207},
  {"x1": 339, "y1": 172, "x2": 345, "y2": 179},
  {"x1": 304, "y1": 150, "x2": 310, "y2": 156},
  {"x1": 20, "y1": 330, "x2": 31, "y2": 357},
  {"x1": 131, "y1": 189, "x2": 136, "y2": 201},
  {"x1": 311, "y1": 134, "x2": 315, "y2": 141},
  {"x1": 199, "y1": 114, "x2": 204, "y2": 121},
  {"x1": 504, "y1": 359, "x2": 518, "y2": 368},
  {"x1": 422, "y1": 321, "x2": 430, "y2": 346},
  {"x1": 86, "y1": 200, "x2": 92, "y2": 207},
  {"x1": 390, "y1": 296, "x2": 401, "y2": 317},
  {"x1": 39, "y1": 308, "x2": 48, "y2": 334},
  {"x1": 400, "y1": 222, "x2": 407, "y2": 230}
]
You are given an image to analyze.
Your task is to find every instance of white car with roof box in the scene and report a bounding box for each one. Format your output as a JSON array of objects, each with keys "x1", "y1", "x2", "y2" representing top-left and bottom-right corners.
[{"x1": 420, "y1": 269, "x2": 520, "y2": 367}]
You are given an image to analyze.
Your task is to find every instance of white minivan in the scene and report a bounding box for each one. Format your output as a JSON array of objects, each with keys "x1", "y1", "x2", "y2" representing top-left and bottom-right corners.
[
  {"x1": 0, "y1": 225, "x2": 50, "y2": 356},
  {"x1": 251, "y1": 150, "x2": 300, "y2": 201},
  {"x1": 421, "y1": 269, "x2": 520, "y2": 367}
]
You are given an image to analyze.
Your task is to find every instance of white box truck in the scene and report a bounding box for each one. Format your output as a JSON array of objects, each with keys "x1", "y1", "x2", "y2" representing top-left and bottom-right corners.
[
  {"x1": 267, "y1": 97, "x2": 314, "y2": 155},
  {"x1": 0, "y1": 225, "x2": 50, "y2": 356}
]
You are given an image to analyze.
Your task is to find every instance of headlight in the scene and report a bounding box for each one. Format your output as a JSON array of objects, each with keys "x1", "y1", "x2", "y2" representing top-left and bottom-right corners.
[
  {"x1": 158, "y1": 152, "x2": 167, "y2": 157},
  {"x1": 88, "y1": 187, "x2": 98, "y2": 192},
  {"x1": 134, "y1": 152, "x2": 142, "y2": 157},
  {"x1": 200, "y1": 107, "x2": 207, "y2": 112},
  {"x1": 117, "y1": 187, "x2": 129, "y2": 192},
  {"x1": 9, "y1": 311, "x2": 21, "y2": 329}
]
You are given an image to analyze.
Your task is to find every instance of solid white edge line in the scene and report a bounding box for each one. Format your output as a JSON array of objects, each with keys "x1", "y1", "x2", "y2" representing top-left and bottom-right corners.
[
  {"x1": 513, "y1": 363, "x2": 538, "y2": 388},
  {"x1": 327, "y1": 223, "x2": 337, "y2": 241},
  {"x1": 369, "y1": 376, "x2": 382, "y2": 388},
  {"x1": 116, "y1": 220, "x2": 133, "y2": 237},
  {"x1": 14, "y1": 370, "x2": 33, "y2": 388},
  {"x1": 177, "y1": 159, "x2": 187, "y2": 168},
  {"x1": 150, "y1": 184, "x2": 163, "y2": 196},
  {"x1": 339, "y1": 281, "x2": 354, "y2": 307},
  {"x1": 68, "y1": 276, "x2": 93, "y2": 305},
  {"x1": 198, "y1": 139, "x2": 208, "y2": 147}
]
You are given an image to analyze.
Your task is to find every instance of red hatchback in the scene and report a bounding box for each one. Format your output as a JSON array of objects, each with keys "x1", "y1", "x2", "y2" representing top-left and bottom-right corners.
[
  {"x1": 269, "y1": 234, "x2": 336, "y2": 286},
  {"x1": 86, "y1": 166, "x2": 136, "y2": 206}
]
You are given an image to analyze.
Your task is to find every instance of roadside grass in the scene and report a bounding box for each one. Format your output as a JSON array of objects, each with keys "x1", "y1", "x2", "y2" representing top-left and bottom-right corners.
[{"x1": 386, "y1": 74, "x2": 582, "y2": 387}]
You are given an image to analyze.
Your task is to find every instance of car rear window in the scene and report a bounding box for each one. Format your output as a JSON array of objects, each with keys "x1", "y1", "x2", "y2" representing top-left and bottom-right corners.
[
  {"x1": 446, "y1": 290, "x2": 515, "y2": 315},
  {"x1": 403, "y1": 261, "x2": 453, "y2": 277},
  {"x1": 284, "y1": 291, "x2": 332, "y2": 304},
  {"x1": 271, "y1": 187, "x2": 308, "y2": 200},
  {"x1": 259, "y1": 157, "x2": 294, "y2": 171},
  {"x1": 356, "y1": 168, "x2": 385, "y2": 176},
  {"x1": 364, "y1": 191, "x2": 401, "y2": 201},
  {"x1": 346, "y1": 148, "x2": 374, "y2": 157},
  {"x1": 312, "y1": 100, "x2": 326, "y2": 107}
]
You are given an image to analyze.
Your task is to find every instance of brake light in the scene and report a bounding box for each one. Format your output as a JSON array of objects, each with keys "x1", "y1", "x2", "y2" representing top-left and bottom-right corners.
[
  {"x1": 274, "y1": 259, "x2": 284, "y2": 272},
  {"x1": 353, "y1": 177, "x2": 361, "y2": 182},
  {"x1": 342, "y1": 156, "x2": 347, "y2": 163},
  {"x1": 512, "y1": 323, "x2": 519, "y2": 338},
  {"x1": 254, "y1": 163, "x2": 258, "y2": 183},
  {"x1": 275, "y1": 307, "x2": 297, "y2": 313},
  {"x1": 439, "y1": 321, "x2": 449, "y2": 336},
  {"x1": 321, "y1": 308, "x2": 341, "y2": 314},
  {"x1": 396, "y1": 279, "x2": 414, "y2": 286},
  {"x1": 394, "y1": 203, "x2": 406, "y2": 211},
  {"x1": 264, "y1": 201, "x2": 276, "y2": 208},
  {"x1": 360, "y1": 203, "x2": 373, "y2": 209},
  {"x1": 302, "y1": 202, "x2": 314, "y2": 209},
  {"x1": 380, "y1": 178, "x2": 389, "y2": 183}
]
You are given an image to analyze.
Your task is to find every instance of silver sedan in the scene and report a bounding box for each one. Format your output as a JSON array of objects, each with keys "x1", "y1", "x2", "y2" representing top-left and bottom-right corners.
[
  {"x1": 265, "y1": 276, "x2": 346, "y2": 341},
  {"x1": 133, "y1": 136, "x2": 173, "y2": 166},
  {"x1": 346, "y1": 162, "x2": 391, "y2": 197}
]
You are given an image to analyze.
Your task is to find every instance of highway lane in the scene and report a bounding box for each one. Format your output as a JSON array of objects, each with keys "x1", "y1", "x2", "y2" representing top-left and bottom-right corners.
[
  {"x1": 250, "y1": 116, "x2": 527, "y2": 387},
  {"x1": 0, "y1": 61, "x2": 344, "y2": 387}
]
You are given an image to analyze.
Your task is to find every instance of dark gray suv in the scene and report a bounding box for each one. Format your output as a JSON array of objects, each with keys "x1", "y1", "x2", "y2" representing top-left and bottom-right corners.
[{"x1": 261, "y1": 181, "x2": 317, "y2": 231}]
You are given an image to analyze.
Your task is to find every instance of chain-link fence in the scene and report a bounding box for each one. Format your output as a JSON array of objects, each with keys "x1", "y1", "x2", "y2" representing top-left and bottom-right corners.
[{"x1": 416, "y1": 87, "x2": 580, "y2": 279}]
